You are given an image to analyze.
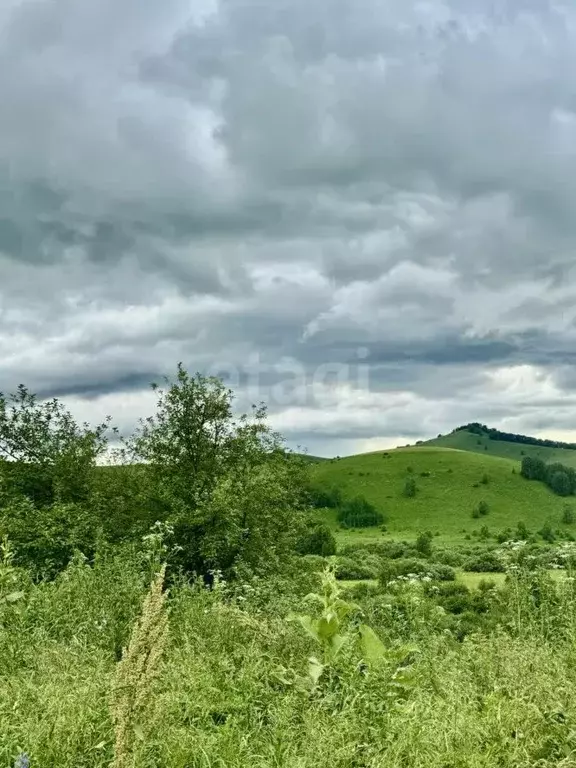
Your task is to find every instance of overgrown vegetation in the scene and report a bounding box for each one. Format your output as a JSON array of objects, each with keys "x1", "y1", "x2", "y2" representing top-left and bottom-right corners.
[{"x1": 6, "y1": 374, "x2": 576, "y2": 764}]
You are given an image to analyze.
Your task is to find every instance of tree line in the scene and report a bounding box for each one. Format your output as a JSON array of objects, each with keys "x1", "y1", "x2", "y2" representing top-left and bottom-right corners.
[
  {"x1": 520, "y1": 455, "x2": 576, "y2": 496},
  {"x1": 457, "y1": 423, "x2": 576, "y2": 451},
  {"x1": 0, "y1": 365, "x2": 324, "y2": 579}
]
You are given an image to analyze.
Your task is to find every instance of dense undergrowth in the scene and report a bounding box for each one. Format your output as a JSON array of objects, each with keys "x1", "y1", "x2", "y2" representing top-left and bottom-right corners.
[
  {"x1": 5, "y1": 368, "x2": 576, "y2": 765},
  {"x1": 4, "y1": 541, "x2": 576, "y2": 766}
]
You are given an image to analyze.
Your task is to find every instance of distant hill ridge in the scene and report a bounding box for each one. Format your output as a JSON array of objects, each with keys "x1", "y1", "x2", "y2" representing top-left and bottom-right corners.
[{"x1": 450, "y1": 423, "x2": 576, "y2": 452}]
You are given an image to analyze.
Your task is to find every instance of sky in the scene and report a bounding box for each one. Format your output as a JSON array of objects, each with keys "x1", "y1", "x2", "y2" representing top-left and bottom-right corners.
[{"x1": 2, "y1": 0, "x2": 576, "y2": 457}]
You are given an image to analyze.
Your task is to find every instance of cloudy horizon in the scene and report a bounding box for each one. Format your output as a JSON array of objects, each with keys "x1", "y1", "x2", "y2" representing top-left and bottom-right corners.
[{"x1": 2, "y1": 0, "x2": 576, "y2": 456}]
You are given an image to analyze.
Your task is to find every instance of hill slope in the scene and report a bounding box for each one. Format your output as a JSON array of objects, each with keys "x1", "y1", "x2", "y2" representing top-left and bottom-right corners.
[
  {"x1": 311, "y1": 447, "x2": 572, "y2": 544},
  {"x1": 423, "y1": 428, "x2": 576, "y2": 467}
]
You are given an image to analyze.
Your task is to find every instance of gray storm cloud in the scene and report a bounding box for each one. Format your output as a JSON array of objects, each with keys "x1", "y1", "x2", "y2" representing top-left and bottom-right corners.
[{"x1": 1, "y1": 0, "x2": 576, "y2": 455}]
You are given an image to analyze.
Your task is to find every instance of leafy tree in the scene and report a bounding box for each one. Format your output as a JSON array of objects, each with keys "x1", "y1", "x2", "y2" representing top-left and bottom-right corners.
[
  {"x1": 307, "y1": 485, "x2": 343, "y2": 509},
  {"x1": 562, "y1": 505, "x2": 575, "y2": 525},
  {"x1": 538, "y1": 521, "x2": 556, "y2": 543},
  {"x1": 479, "y1": 525, "x2": 491, "y2": 541},
  {"x1": 477, "y1": 500, "x2": 490, "y2": 517},
  {"x1": 0, "y1": 385, "x2": 113, "y2": 506},
  {"x1": 415, "y1": 531, "x2": 433, "y2": 557},
  {"x1": 0, "y1": 496, "x2": 98, "y2": 577},
  {"x1": 549, "y1": 470, "x2": 573, "y2": 497},
  {"x1": 337, "y1": 496, "x2": 383, "y2": 529},
  {"x1": 123, "y1": 364, "x2": 308, "y2": 577},
  {"x1": 297, "y1": 523, "x2": 337, "y2": 557},
  {"x1": 403, "y1": 477, "x2": 417, "y2": 498},
  {"x1": 515, "y1": 521, "x2": 530, "y2": 540}
]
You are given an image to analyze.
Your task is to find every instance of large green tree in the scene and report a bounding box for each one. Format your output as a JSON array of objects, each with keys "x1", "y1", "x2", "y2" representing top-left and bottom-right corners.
[
  {"x1": 0, "y1": 385, "x2": 113, "y2": 506},
  {"x1": 123, "y1": 364, "x2": 309, "y2": 577}
]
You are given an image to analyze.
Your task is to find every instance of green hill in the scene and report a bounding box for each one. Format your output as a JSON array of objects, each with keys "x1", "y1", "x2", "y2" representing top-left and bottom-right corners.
[
  {"x1": 422, "y1": 427, "x2": 576, "y2": 467},
  {"x1": 311, "y1": 446, "x2": 573, "y2": 545}
]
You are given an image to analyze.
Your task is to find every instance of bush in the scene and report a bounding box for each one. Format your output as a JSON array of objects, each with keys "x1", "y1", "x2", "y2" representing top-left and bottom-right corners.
[
  {"x1": 415, "y1": 531, "x2": 433, "y2": 557},
  {"x1": 549, "y1": 470, "x2": 573, "y2": 497},
  {"x1": 307, "y1": 485, "x2": 343, "y2": 509},
  {"x1": 481, "y1": 474, "x2": 490, "y2": 485},
  {"x1": 337, "y1": 496, "x2": 384, "y2": 529},
  {"x1": 380, "y1": 557, "x2": 455, "y2": 585},
  {"x1": 335, "y1": 556, "x2": 378, "y2": 581},
  {"x1": 562, "y1": 505, "x2": 575, "y2": 525},
  {"x1": 403, "y1": 477, "x2": 417, "y2": 498},
  {"x1": 477, "y1": 500, "x2": 490, "y2": 516},
  {"x1": 520, "y1": 456, "x2": 547, "y2": 481},
  {"x1": 462, "y1": 552, "x2": 504, "y2": 573},
  {"x1": 538, "y1": 521, "x2": 556, "y2": 544},
  {"x1": 297, "y1": 523, "x2": 337, "y2": 557},
  {"x1": 479, "y1": 525, "x2": 491, "y2": 541},
  {"x1": 515, "y1": 521, "x2": 530, "y2": 540}
]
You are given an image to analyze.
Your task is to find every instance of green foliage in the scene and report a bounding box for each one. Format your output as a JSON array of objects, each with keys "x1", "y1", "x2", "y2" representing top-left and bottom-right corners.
[
  {"x1": 307, "y1": 484, "x2": 342, "y2": 509},
  {"x1": 403, "y1": 476, "x2": 417, "y2": 498},
  {"x1": 121, "y1": 365, "x2": 308, "y2": 577},
  {"x1": 415, "y1": 530, "x2": 433, "y2": 557},
  {"x1": 516, "y1": 521, "x2": 530, "y2": 540},
  {"x1": 0, "y1": 385, "x2": 113, "y2": 506},
  {"x1": 297, "y1": 523, "x2": 337, "y2": 557},
  {"x1": 336, "y1": 495, "x2": 383, "y2": 529},
  {"x1": 549, "y1": 470, "x2": 574, "y2": 496},
  {"x1": 562, "y1": 505, "x2": 575, "y2": 525},
  {"x1": 380, "y1": 557, "x2": 455, "y2": 585},
  {"x1": 461, "y1": 551, "x2": 504, "y2": 572},
  {"x1": 539, "y1": 521, "x2": 556, "y2": 543},
  {"x1": 477, "y1": 500, "x2": 490, "y2": 516},
  {"x1": 521, "y1": 456, "x2": 547, "y2": 482},
  {"x1": 0, "y1": 496, "x2": 99, "y2": 577}
]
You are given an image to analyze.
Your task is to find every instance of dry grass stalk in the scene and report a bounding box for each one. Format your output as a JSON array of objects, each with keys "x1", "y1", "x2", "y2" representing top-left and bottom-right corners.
[{"x1": 110, "y1": 565, "x2": 168, "y2": 768}]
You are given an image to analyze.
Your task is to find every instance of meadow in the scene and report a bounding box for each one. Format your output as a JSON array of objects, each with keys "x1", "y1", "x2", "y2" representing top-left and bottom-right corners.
[
  {"x1": 311, "y1": 446, "x2": 570, "y2": 545},
  {"x1": 425, "y1": 427, "x2": 576, "y2": 467},
  {"x1": 4, "y1": 375, "x2": 576, "y2": 766}
]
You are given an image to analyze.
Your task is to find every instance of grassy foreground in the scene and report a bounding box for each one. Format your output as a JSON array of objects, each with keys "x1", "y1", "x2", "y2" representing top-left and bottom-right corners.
[{"x1": 5, "y1": 549, "x2": 576, "y2": 766}]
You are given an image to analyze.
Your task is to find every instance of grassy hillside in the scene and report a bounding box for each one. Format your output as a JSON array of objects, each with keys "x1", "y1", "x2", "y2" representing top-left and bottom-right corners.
[
  {"x1": 311, "y1": 446, "x2": 572, "y2": 544},
  {"x1": 423, "y1": 428, "x2": 576, "y2": 467}
]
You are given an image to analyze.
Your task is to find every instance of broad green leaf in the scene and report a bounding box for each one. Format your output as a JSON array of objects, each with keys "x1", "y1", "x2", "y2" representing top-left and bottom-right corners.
[
  {"x1": 308, "y1": 656, "x2": 324, "y2": 685},
  {"x1": 359, "y1": 624, "x2": 387, "y2": 664},
  {"x1": 4, "y1": 591, "x2": 24, "y2": 603},
  {"x1": 298, "y1": 615, "x2": 321, "y2": 643}
]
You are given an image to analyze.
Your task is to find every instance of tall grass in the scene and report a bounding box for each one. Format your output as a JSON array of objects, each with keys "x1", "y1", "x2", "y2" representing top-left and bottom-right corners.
[{"x1": 2, "y1": 553, "x2": 576, "y2": 766}]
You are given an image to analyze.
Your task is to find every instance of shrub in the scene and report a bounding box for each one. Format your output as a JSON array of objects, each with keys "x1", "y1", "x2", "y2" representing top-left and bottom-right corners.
[
  {"x1": 335, "y1": 556, "x2": 378, "y2": 581},
  {"x1": 520, "y1": 456, "x2": 546, "y2": 481},
  {"x1": 415, "y1": 531, "x2": 433, "y2": 557},
  {"x1": 562, "y1": 505, "x2": 575, "y2": 525},
  {"x1": 308, "y1": 485, "x2": 343, "y2": 509},
  {"x1": 538, "y1": 521, "x2": 556, "y2": 544},
  {"x1": 477, "y1": 500, "x2": 490, "y2": 516},
  {"x1": 297, "y1": 523, "x2": 337, "y2": 557},
  {"x1": 403, "y1": 477, "x2": 417, "y2": 498},
  {"x1": 462, "y1": 552, "x2": 504, "y2": 573},
  {"x1": 337, "y1": 496, "x2": 384, "y2": 529},
  {"x1": 549, "y1": 470, "x2": 573, "y2": 497},
  {"x1": 515, "y1": 521, "x2": 530, "y2": 540},
  {"x1": 380, "y1": 558, "x2": 455, "y2": 585}
]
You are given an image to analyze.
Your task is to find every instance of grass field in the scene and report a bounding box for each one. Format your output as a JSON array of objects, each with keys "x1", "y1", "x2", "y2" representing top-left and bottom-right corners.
[
  {"x1": 423, "y1": 428, "x2": 576, "y2": 467},
  {"x1": 311, "y1": 446, "x2": 573, "y2": 545}
]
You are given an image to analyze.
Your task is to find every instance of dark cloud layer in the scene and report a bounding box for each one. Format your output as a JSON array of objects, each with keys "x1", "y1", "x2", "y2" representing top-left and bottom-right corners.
[{"x1": 1, "y1": 0, "x2": 576, "y2": 455}]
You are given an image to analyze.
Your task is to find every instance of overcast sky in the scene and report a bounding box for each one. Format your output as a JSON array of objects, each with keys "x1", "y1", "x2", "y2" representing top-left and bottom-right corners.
[{"x1": 2, "y1": 0, "x2": 576, "y2": 456}]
